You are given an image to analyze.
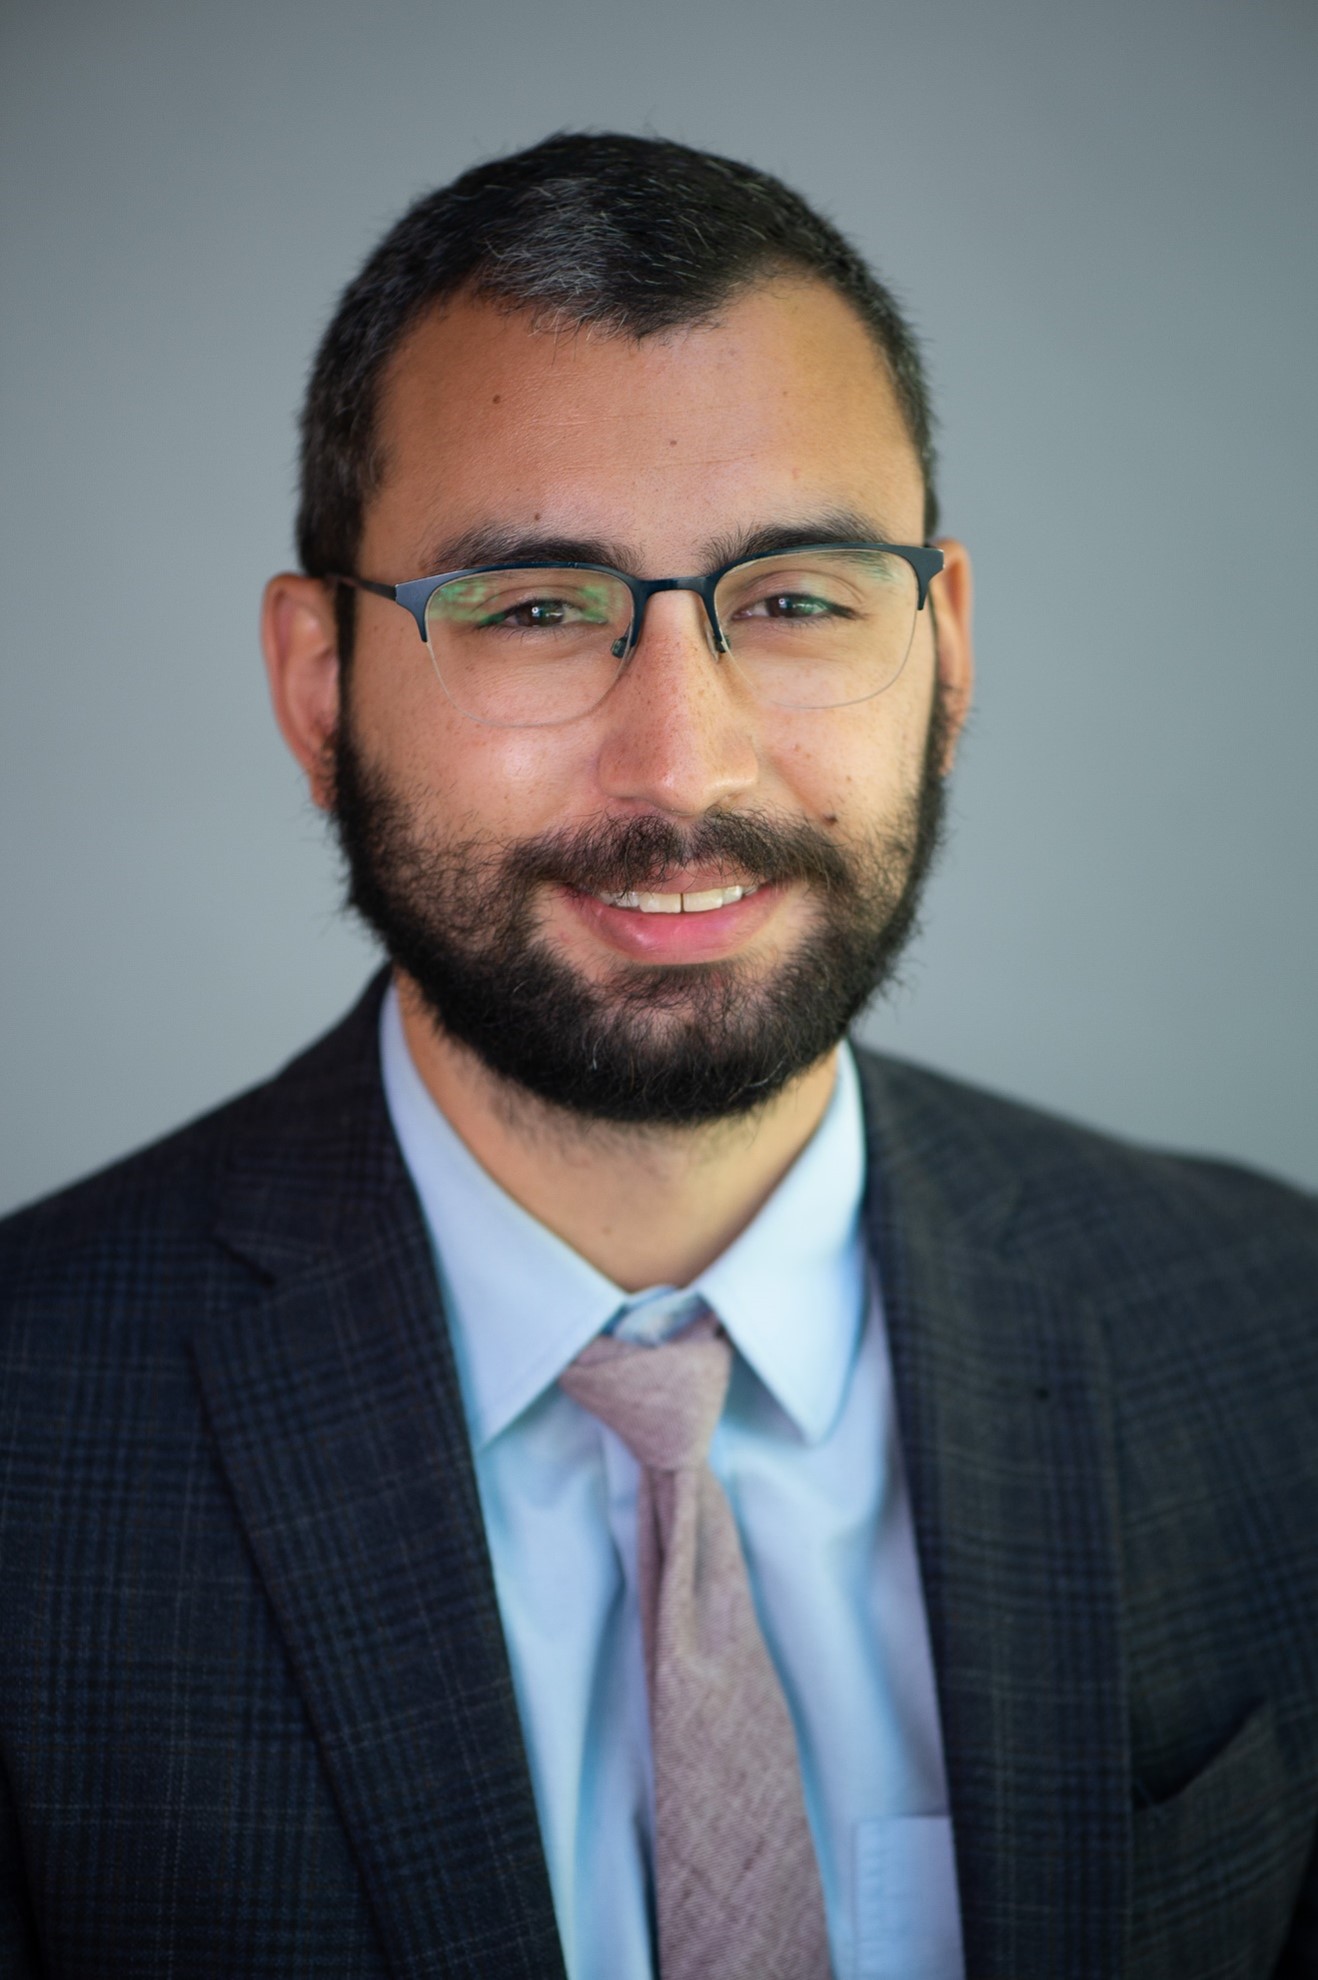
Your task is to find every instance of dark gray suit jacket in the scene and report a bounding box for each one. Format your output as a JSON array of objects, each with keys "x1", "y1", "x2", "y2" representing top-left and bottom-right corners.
[{"x1": 1, "y1": 973, "x2": 1316, "y2": 1977}]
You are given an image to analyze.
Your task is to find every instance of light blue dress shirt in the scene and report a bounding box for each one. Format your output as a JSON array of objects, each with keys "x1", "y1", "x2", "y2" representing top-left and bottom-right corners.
[{"x1": 380, "y1": 986, "x2": 964, "y2": 1980}]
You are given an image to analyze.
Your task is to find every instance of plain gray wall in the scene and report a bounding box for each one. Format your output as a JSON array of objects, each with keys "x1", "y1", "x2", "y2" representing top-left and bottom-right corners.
[{"x1": 2, "y1": 0, "x2": 1315, "y2": 1214}]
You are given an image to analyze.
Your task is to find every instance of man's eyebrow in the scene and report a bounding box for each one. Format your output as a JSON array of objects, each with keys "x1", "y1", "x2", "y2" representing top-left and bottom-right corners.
[
  {"x1": 698, "y1": 509, "x2": 908, "y2": 570},
  {"x1": 414, "y1": 525, "x2": 644, "y2": 576},
  {"x1": 692, "y1": 510, "x2": 898, "y2": 574},
  {"x1": 410, "y1": 507, "x2": 905, "y2": 580}
]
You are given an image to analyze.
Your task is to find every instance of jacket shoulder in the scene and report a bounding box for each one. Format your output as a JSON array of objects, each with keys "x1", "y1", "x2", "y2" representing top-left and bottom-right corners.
[
  {"x1": 851, "y1": 1043, "x2": 1318, "y2": 1286},
  {"x1": 0, "y1": 975, "x2": 389, "y2": 1304}
]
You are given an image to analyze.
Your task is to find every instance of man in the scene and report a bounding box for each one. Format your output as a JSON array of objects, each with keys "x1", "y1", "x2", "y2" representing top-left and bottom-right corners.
[{"x1": 0, "y1": 132, "x2": 1314, "y2": 1980}]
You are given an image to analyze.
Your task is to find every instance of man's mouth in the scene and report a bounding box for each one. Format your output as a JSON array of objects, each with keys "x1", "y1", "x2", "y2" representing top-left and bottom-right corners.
[{"x1": 593, "y1": 883, "x2": 762, "y2": 916}]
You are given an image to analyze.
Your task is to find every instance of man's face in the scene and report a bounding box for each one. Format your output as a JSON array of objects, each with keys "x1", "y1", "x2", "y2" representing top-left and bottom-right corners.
[{"x1": 320, "y1": 277, "x2": 972, "y2": 1124}]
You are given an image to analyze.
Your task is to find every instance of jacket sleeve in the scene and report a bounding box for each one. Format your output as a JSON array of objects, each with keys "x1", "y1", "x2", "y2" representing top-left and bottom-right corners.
[{"x1": 0, "y1": 1751, "x2": 43, "y2": 1975}]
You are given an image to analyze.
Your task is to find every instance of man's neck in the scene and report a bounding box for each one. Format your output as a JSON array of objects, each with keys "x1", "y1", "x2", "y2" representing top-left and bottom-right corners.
[{"x1": 394, "y1": 974, "x2": 839, "y2": 1293}]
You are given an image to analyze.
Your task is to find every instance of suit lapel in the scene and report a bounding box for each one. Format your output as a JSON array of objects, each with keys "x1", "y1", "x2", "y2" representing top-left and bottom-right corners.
[
  {"x1": 192, "y1": 979, "x2": 565, "y2": 1980},
  {"x1": 857, "y1": 1053, "x2": 1131, "y2": 1979}
]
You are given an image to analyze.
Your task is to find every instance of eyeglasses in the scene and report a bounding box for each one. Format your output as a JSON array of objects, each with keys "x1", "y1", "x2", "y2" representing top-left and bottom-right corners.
[{"x1": 332, "y1": 541, "x2": 943, "y2": 729}]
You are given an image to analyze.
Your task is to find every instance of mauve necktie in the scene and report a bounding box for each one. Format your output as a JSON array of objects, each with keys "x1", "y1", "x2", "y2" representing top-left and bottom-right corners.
[{"x1": 559, "y1": 1311, "x2": 831, "y2": 1980}]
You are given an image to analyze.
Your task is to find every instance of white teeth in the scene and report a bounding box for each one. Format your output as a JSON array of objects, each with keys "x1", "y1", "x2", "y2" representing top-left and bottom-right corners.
[{"x1": 597, "y1": 883, "x2": 759, "y2": 914}]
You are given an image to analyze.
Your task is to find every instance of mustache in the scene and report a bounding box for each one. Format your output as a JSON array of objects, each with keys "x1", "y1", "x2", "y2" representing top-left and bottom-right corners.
[{"x1": 503, "y1": 809, "x2": 858, "y2": 899}]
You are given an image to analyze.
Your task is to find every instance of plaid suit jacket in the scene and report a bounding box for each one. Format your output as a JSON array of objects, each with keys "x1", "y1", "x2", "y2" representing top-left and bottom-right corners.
[{"x1": 1, "y1": 972, "x2": 1315, "y2": 1978}]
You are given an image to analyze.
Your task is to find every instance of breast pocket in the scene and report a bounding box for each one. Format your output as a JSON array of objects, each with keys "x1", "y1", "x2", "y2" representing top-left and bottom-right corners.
[
  {"x1": 854, "y1": 1815, "x2": 965, "y2": 1980},
  {"x1": 1130, "y1": 1703, "x2": 1311, "y2": 1980}
]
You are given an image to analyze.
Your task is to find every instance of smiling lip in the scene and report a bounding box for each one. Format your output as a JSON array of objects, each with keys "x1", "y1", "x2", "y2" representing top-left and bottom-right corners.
[{"x1": 562, "y1": 877, "x2": 788, "y2": 963}]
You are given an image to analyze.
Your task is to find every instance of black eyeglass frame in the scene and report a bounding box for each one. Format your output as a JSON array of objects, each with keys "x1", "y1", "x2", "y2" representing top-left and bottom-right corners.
[{"x1": 330, "y1": 541, "x2": 944, "y2": 662}]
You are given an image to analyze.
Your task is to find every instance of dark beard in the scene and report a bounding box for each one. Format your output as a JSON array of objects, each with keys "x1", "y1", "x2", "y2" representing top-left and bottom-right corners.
[{"x1": 330, "y1": 694, "x2": 948, "y2": 1126}]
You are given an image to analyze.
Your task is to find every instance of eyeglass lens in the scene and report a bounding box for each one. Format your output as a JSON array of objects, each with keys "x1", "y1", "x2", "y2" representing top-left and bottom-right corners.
[{"x1": 422, "y1": 549, "x2": 922, "y2": 727}]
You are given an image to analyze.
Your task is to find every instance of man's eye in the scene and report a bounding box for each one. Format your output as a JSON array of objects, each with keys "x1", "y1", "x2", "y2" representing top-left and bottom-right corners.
[
  {"x1": 478, "y1": 593, "x2": 621, "y2": 632},
  {"x1": 741, "y1": 591, "x2": 845, "y2": 620},
  {"x1": 483, "y1": 598, "x2": 576, "y2": 629}
]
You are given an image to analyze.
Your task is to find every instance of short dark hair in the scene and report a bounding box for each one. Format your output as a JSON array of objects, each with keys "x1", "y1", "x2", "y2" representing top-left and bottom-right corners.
[{"x1": 296, "y1": 131, "x2": 939, "y2": 617}]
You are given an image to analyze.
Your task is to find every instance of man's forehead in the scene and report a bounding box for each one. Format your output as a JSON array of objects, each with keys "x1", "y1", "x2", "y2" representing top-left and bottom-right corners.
[
  {"x1": 380, "y1": 277, "x2": 909, "y2": 441},
  {"x1": 363, "y1": 278, "x2": 925, "y2": 569}
]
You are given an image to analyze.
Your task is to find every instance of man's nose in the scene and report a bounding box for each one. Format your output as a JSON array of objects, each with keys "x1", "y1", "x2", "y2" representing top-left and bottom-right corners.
[{"x1": 594, "y1": 591, "x2": 760, "y2": 817}]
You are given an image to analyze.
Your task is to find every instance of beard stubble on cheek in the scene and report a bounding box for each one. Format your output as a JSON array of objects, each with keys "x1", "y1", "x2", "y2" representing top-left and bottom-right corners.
[{"x1": 327, "y1": 690, "x2": 949, "y2": 1127}]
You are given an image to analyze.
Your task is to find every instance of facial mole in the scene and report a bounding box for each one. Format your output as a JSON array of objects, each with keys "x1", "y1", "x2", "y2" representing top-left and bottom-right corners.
[
  {"x1": 492, "y1": 393, "x2": 502, "y2": 404},
  {"x1": 822, "y1": 813, "x2": 839, "y2": 826}
]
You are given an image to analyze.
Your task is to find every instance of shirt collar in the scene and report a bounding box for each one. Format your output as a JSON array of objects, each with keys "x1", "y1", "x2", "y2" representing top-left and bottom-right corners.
[
  {"x1": 380, "y1": 984, "x2": 869, "y2": 1452},
  {"x1": 693, "y1": 1043, "x2": 867, "y2": 1444}
]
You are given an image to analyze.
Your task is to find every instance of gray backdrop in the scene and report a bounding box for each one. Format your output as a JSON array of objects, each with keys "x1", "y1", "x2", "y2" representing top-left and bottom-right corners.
[{"x1": 3, "y1": 0, "x2": 1315, "y2": 1214}]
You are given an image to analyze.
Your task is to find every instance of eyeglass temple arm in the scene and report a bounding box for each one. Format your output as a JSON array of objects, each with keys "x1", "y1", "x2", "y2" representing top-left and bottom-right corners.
[
  {"x1": 327, "y1": 572, "x2": 435, "y2": 640},
  {"x1": 327, "y1": 573, "x2": 394, "y2": 602}
]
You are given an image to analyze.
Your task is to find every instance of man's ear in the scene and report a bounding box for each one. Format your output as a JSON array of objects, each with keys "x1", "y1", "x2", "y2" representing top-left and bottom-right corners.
[
  {"x1": 929, "y1": 539, "x2": 974, "y2": 775},
  {"x1": 261, "y1": 574, "x2": 341, "y2": 811}
]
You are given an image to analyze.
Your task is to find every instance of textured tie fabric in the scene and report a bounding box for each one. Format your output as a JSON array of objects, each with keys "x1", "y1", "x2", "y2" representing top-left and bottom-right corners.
[{"x1": 560, "y1": 1313, "x2": 831, "y2": 1980}]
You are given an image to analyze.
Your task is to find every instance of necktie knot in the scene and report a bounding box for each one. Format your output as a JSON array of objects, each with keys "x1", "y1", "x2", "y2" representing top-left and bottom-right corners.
[{"x1": 559, "y1": 1312, "x2": 731, "y2": 1472}]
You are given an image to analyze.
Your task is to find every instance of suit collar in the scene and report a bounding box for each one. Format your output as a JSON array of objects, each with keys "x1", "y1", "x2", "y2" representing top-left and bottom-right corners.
[
  {"x1": 208, "y1": 970, "x2": 402, "y2": 1276},
  {"x1": 855, "y1": 1048, "x2": 1130, "y2": 1977},
  {"x1": 195, "y1": 970, "x2": 565, "y2": 1979}
]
